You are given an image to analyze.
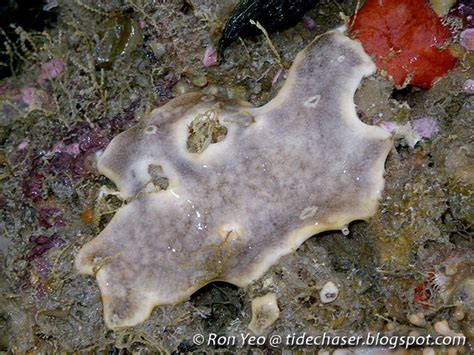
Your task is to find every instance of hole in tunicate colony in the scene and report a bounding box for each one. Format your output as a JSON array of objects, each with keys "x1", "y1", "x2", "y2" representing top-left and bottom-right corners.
[
  {"x1": 144, "y1": 125, "x2": 158, "y2": 134},
  {"x1": 148, "y1": 164, "x2": 169, "y2": 190},
  {"x1": 187, "y1": 106, "x2": 227, "y2": 154}
]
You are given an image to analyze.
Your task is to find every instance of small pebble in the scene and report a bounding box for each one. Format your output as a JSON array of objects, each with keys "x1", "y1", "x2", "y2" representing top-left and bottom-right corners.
[
  {"x1": 434, "y1": 320, "x2": 463, "y2": 337},
  {"x1": 65, "y1": 143, "x2": 81, "y2": 157},
  {"x1": 434, "y1": 320, "x2": 451, "y2": 335},
  {"x1": 408, "y1": 312, "x2": 426, "y2": 327},
  {"x1": 204, "y1": 84, "x2": 220, "y2": 96},
  {"x1": 453, "y1": 307, "x2": 465, "y2": 321},
  {"x1": 191, "y1": 76, "x2": 208, "y2": 88},
  {"x1": 320, "y1": 281, "x2": 339, "y2": 303},
  {"x1": 248, "y1": 293, "x2": 280, "y2": 335},
  {"x1": 172, "y1": 81, "x2": 193, "y2": 96}
]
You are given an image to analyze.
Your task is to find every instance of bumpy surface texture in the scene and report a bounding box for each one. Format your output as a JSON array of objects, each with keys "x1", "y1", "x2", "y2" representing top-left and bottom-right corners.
[{"x1": 75, "y1": 31, "x2": 392, "y2": 329}]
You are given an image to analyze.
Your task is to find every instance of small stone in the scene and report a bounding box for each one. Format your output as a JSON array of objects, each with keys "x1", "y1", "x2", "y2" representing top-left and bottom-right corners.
[
  {"x1": 172, "y1": 81, "x2": 193, "y2": 96},
  {"x1": 434, "y1": 320, "x2": 463, "y2": 337},
  {"x1": 203, "y1": 84, "x2": 220, "y2": 96},
  {"x1": 453, "y1": 307, "x2": 465, "y2": 321},
  {"x1": 248, "y1": 293, "x2": 280, "y2": 335},
  {"x1": 191, "y1": 76, "x2": 208, "y2": 88},
  {"x1": 320, "y1": 281, "x2": 339, "y2": 303},
  {"x1": 408, "y1": 312, "x2": 426, "y2": 327}
]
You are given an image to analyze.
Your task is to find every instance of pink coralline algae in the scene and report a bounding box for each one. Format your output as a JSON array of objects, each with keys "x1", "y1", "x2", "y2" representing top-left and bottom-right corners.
[
  {"x1": 379, "y1": 121, "x2": 397, "y2": 133},
  {"x1": 37, "y1": 206, "x2": 65, "y2": 228},
  {"x1": 464, "y1": 79, "x2": 474, "y2": 92},
  {"x1": 21, "y1": 87, "x2": 48, "y2": 108},
  {"x1": 22, "y1": 173, "x2": 44, "y2": 201},
  {"x1": 64, "y1": 143, "x2": 81, "y2": 157},
  {"x1": 46, "y1": 131, "x2": 110, "y2": 179},
  {"x1": 203, "y1": 45, "x2": 218, "y2": 67},
  {"x1": 18, "y1": 139, "x2": 29, "y2": 151},
  {"x1": 38, "y1": 58, "x2": 65, "y2": 83},
  {"x1": 31, "y1": 256, "x2": 53, "y2": 279},
  {"x1": 52, "y1": 141, "x2": 65, "y2": 153},
  {"x1": 460, "y1": 29, "x2": 474, "y2": 51},
  {"x1": 302, "y1": 15, "x2": 316, "y2": 29},
  {"x1": 413, "y1": 117, "x2": 439, "y2": 139},
  {"x1": 19, "y1": 234, "x2": 64, "y2": 299},
  {"x1": 27, "y1": 234, "x2": 65, "y2": 261},
  {"x1": 21, "y1": 108, "x2": 136, "y2": 208}
]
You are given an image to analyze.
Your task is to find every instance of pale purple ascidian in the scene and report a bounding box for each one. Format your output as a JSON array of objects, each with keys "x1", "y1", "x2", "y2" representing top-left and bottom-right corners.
[{"x1": 75, "y1": 31, "x2": 393, "y2": 329}]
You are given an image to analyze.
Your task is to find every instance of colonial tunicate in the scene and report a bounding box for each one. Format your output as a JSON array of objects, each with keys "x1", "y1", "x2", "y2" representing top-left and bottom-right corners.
[{"x1": 75, "y1": 31, "x2": 392, "y2": 329}]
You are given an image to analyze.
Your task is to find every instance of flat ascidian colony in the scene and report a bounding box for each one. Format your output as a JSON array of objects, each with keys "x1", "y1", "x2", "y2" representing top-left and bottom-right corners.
[{"x1": 75, "y1": 31, "x2": 392, "y2": 329}]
